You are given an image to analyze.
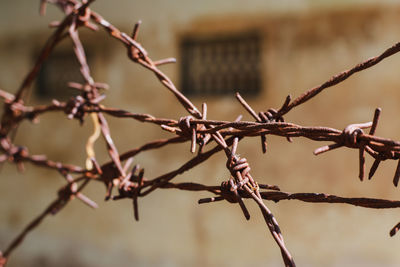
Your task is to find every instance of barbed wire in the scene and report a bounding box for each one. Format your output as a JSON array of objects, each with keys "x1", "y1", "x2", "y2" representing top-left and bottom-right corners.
[{"x1": 1, "y1": 1, "x2": 400, "y2": 266}]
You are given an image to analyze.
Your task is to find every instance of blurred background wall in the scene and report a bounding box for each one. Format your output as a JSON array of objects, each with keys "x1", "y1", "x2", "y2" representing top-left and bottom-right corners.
[{"x1": 1, "y1": 0, "x2": 400, "y2": 266}]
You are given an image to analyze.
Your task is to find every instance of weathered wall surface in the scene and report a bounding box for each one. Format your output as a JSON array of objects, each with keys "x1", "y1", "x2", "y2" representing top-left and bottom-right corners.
[{"x1": 1, "y1": 1, "x2": 400, "y2": 267}]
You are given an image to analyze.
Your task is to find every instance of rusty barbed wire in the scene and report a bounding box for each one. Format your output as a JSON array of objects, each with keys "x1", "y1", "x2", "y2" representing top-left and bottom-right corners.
[{"x1": 2, "y1": 1, "x2": 400, "y2": 266}]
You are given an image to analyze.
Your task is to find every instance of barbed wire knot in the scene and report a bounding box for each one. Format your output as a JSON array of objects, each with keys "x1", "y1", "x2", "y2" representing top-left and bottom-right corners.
[{"x1": 342, "y1": 123, "x2": 367, "y2": 147}]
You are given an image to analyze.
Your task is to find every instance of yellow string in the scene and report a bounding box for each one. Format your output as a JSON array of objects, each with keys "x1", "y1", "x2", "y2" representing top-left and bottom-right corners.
[{"x1": 85, "y1": 113, "x2": 101, "y2": 170}]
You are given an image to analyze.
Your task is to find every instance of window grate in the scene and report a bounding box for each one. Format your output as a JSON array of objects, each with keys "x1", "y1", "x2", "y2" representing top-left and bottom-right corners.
[
  {"x1": 36, "y1": 50, "x2": 89, "y2": 100},
  {"x1": 180, "y1": 33, "x2": 261, "y2": 96}
]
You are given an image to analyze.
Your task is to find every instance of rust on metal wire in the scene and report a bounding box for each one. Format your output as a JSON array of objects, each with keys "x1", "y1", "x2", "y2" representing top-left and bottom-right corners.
[{"x1": 2, "y1": 1, "x2": 400, "y2": 267}]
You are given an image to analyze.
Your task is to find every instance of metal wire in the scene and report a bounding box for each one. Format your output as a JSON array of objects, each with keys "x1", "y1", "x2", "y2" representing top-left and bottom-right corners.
[{"x1": 1, "y1": 1, "x2": 400, "y2": 266}]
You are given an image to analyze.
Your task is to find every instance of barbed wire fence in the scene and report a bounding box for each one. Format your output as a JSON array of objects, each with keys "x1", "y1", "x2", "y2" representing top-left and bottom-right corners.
[{"x1": 1, "y1": 1, "x2": 400, "y2": 266}]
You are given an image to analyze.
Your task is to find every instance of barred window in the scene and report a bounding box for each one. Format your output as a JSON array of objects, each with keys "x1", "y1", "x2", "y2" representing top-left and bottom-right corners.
[
  {"x1": 36, "y1": 50, "x2": 89, "y2": 100},
  {"x1": 180, "y1": 33, "x2": 261, "y2": 96}
]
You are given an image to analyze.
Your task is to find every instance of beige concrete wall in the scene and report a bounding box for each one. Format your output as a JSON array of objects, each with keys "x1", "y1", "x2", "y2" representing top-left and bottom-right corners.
[{"x1": 1, "y1": 1, "x2": 400, "y2": 267}]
